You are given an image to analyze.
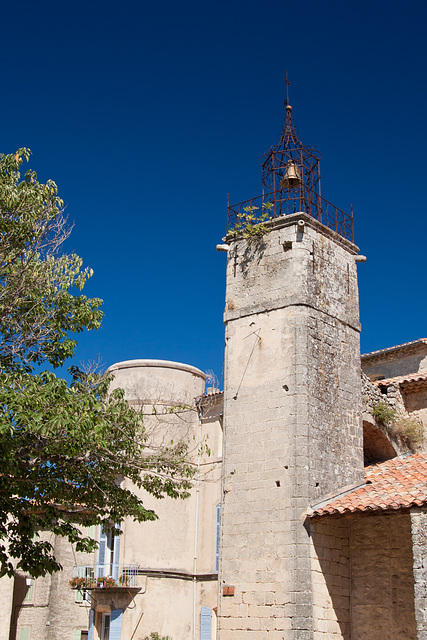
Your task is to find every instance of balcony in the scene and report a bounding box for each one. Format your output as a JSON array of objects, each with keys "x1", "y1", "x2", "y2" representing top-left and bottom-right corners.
[{"x1": 70, "y1": 564, "x2": 142, "y2": 590}]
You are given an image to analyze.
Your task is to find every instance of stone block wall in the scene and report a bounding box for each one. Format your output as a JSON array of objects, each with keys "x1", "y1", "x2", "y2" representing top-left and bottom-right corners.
[
  {"x1": 0, "y1": 575, "x2": 14, "y2": 640},
  {"x1": 410, "y1": 509, "x2": 427, "y2": 640},
  {"x1": 350, "y1": 513, "x2": 416, "y2": 640},
  {"x1": 219, "y1": 213, "x2": 364, "y2": 639},
  {"x1": 311, "y1": 519, "x2": 351, "y2": 640}
]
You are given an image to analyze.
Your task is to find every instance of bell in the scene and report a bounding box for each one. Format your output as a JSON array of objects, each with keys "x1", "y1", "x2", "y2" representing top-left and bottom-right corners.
[{"x1": 280, "y1": 161, "x2": 301, "y2": 189}]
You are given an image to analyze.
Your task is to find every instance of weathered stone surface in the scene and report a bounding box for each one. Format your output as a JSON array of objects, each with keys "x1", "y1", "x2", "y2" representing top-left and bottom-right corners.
[
  {"x1": 311, "y1": 518, "x2": 351, "y2": 640},
  {"x1": 219, "y1": 213, "x2": 363, "y2": 639},
  {"x1": 351, "y1": 513, "x2": 416, "y2": 640},
  {"x1": 411, "y1": 509, "x2": 427, "y2": 639}
]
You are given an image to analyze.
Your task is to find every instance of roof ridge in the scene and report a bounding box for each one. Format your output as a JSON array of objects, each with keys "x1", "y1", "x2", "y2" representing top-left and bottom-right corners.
[{"x1": 361, "y1": 338, "x2": 427, "y2": 359}]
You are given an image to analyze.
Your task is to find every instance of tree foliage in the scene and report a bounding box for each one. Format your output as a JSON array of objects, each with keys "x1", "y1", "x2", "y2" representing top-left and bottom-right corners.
[{"x1": 0, "y1": 150, "x2": 196, "y2": 577}]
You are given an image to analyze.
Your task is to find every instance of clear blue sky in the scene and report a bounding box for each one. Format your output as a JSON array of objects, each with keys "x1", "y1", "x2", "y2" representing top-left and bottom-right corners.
[{"x1": 2, "y1": 0, "x2": 427, "y2": 384}]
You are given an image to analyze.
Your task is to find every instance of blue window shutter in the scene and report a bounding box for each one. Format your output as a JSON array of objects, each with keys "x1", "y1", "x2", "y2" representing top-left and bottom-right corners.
[
  {"x1": 112, "y1": 528, "x2": 121, "y2": 581},
  {"x1": 97, "y1": 526, "x2": 107, "y2": 577},
  {"x1": 88, "y1": 610, "x2": 95, "y2": 640},
  {"x1": 110, "y1": 609, "x2": 123, "y2": 640},
  {"x1": 86, "y1": 525, "x2": 96, "y2": 540},
  {"x1": 215, "y1": 504, "x2": 221, "y2": 572},
  {"x1": 75, "y1": 566, "x2": 84, "y2": 603},
  {"x1": 200, "y1": 607, "x2": 212, "y2": 640}
]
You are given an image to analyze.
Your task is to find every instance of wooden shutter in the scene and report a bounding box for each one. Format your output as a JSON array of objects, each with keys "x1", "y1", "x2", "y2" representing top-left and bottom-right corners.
[
  {"x1": 200, "y1": 607, "x2": 212, "y2": 640},
  {"x1": 86, "y1": 525, "x2": 96, "y2": 542},
  {"x1": 110, "y1": 608, "x2": 123, "y2": 640},
  {"x1": 97, "y1": 526, "x2": 107, "y2": 577},
  {"x1": 112, "y1": 528, "x2": 121, "y2": 581},
  {"x1": 88, "y1": 609, "x2": 95, "y2": 640},
  {"x1": 215, "y1": 504, "x2": 221, "y2": 572},
  {"x1": 74, "y1": 567, "x2": 84, "y2": 603}
]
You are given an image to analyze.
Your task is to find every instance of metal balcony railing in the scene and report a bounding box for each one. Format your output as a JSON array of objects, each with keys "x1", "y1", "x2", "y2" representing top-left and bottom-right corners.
[
  {"x1": 71, "y1": 564, "x2": 141, "y2": 589},
  {"x1": 226, "y1": 188, "x2": 354, "y2": 243}
]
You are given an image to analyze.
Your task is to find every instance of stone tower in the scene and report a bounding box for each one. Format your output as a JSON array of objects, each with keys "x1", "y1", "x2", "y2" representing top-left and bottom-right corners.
[{"x1": 218, "y1": 88, "x2": 364, "y2": 639}]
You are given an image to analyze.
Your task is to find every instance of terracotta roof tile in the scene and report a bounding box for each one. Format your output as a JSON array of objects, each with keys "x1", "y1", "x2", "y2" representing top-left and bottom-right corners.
[
  {"x1": 373, "y1": 370, "x2": 427, "y2": 388},
  {"x1": 310, "y1": 453, "x2": 427, "y2": 518},
  {"x1": 202, "y1": 389, "x2": 224, "y2": 398}
]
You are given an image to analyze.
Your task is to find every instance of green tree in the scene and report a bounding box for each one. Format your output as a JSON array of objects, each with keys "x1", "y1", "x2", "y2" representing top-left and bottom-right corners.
[{"x1": 0, "y1": 150, "x2": 195, "y2": 577}]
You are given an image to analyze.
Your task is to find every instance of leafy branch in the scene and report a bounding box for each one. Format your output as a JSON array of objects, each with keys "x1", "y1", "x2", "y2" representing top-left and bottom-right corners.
[{"x1": 228, "y1": 202, "x2": 273, "y2": 241}]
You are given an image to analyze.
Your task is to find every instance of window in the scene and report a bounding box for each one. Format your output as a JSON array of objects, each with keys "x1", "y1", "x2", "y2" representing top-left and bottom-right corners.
[
  {"x1": 74, "y1": 567, "x2": 94, "y2": 603},
  {"x1": 101, "y1": 613, "x2": 110, "y2": 640},
  {"x1": 215, "y1": 504, "x2": 221, "y2": 572},
  {"x1": 99, "y1": 610, "x2": 122, "y2": 640},
  {"x1": 23, "y1": 578, "x2": 34, "y2": 604},
  {"x1": 19, "y1": 629, "x2": 30, "y2": 640},
  {"x1": 88, "y1": 608, "x2": 122, "y2": 640},
  {"x1": 97, "y1": 525, "x2": 121, "y2": 579}
]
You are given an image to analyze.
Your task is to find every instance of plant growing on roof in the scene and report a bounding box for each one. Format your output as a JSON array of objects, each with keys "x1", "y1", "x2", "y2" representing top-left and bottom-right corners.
[
  {"x1": 372, "y1": 401, "x2": 424, "y2": 451},
  {"x1": 371, "y1": 402, "x2": 397, "y2": 426},
  {"x1": 228, "y1": 202, "x2": 273, "y2": 241},
  {"x1": 391, "y1": 416, "x2": 424, "y2": 451}
]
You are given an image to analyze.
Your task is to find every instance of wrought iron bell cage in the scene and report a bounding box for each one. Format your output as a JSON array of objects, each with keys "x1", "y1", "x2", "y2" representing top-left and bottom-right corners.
[
  {"x1": 226, "y1": 88, "x2": 354, "y2": 243},
  {"x1": 261, "y1": 104, "x2": 322, "y2": 218}
]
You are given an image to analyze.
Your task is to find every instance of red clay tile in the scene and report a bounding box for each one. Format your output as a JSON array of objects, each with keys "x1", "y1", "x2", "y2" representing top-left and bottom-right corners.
[{"x1": 310, "y1": 453, "x2": 427, "y2": 518}]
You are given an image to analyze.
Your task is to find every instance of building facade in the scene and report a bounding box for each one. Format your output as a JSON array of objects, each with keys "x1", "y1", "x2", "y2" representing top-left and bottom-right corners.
[{"x1": 3, "y1": 92, "x2": 427, "y2": 640}]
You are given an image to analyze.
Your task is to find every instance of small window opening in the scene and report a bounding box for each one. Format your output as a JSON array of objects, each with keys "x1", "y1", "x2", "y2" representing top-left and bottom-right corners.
[{"x1": 101, "y1": 613, "x2": 111, "y2": 640}]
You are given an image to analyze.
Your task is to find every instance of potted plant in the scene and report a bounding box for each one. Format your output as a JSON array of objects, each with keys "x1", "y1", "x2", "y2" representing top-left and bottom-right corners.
[
  {"x1": 119, "y1": 574, "x2": 130, "y2": 587},
  {"x1": 96, "y1": 576, "x2": 116, "y2": 588},
  {"x1": 69, "y1": 577, "x2": 86, "y2": 589}
]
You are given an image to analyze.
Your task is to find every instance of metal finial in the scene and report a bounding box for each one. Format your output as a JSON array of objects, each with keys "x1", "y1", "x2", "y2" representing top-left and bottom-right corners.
[{"x1": 284, "y1": 71, "x2": 290, "y2": 107}]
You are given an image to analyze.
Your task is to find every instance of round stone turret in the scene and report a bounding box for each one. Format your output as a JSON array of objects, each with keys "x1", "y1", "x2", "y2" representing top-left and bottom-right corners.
[{"x1": 107, "y1": 359, "x2": 206, "y2": 408}]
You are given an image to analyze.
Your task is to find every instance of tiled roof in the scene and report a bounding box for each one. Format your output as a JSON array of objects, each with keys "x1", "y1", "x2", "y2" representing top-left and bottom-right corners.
[
  {"x1": 310, "y1": 453, "x2": 427, "y2": 518},
  {"x1": 374, "y1": 371, "x2": 427, "y2": 389},
  {"x1": 202, "y1": 388, "x2": 223, "y2": 398},
  {"x1": 361, "y1": 338, "x2": 427, "y2": 362},
  {"x1": 201, "y1": 389, "x2": 224, "y2": 406}
]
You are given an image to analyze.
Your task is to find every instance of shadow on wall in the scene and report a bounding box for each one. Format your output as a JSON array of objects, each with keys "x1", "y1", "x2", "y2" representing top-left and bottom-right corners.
[
  {"x1": 310, "y1": 518, "x2": 351, "y2": 640},
  {"x1": 363, "y1": 419, "x2": 397, "y2": 465},
  {"x1": 311, "y1": 513, "x2": 417, "y2": 640},
  {"x1": 239, "y1": 239, "x2": 267, "y2": 278},
  {"x1": 9, "y1": 573, "x2": 31, "y2": 640}
]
